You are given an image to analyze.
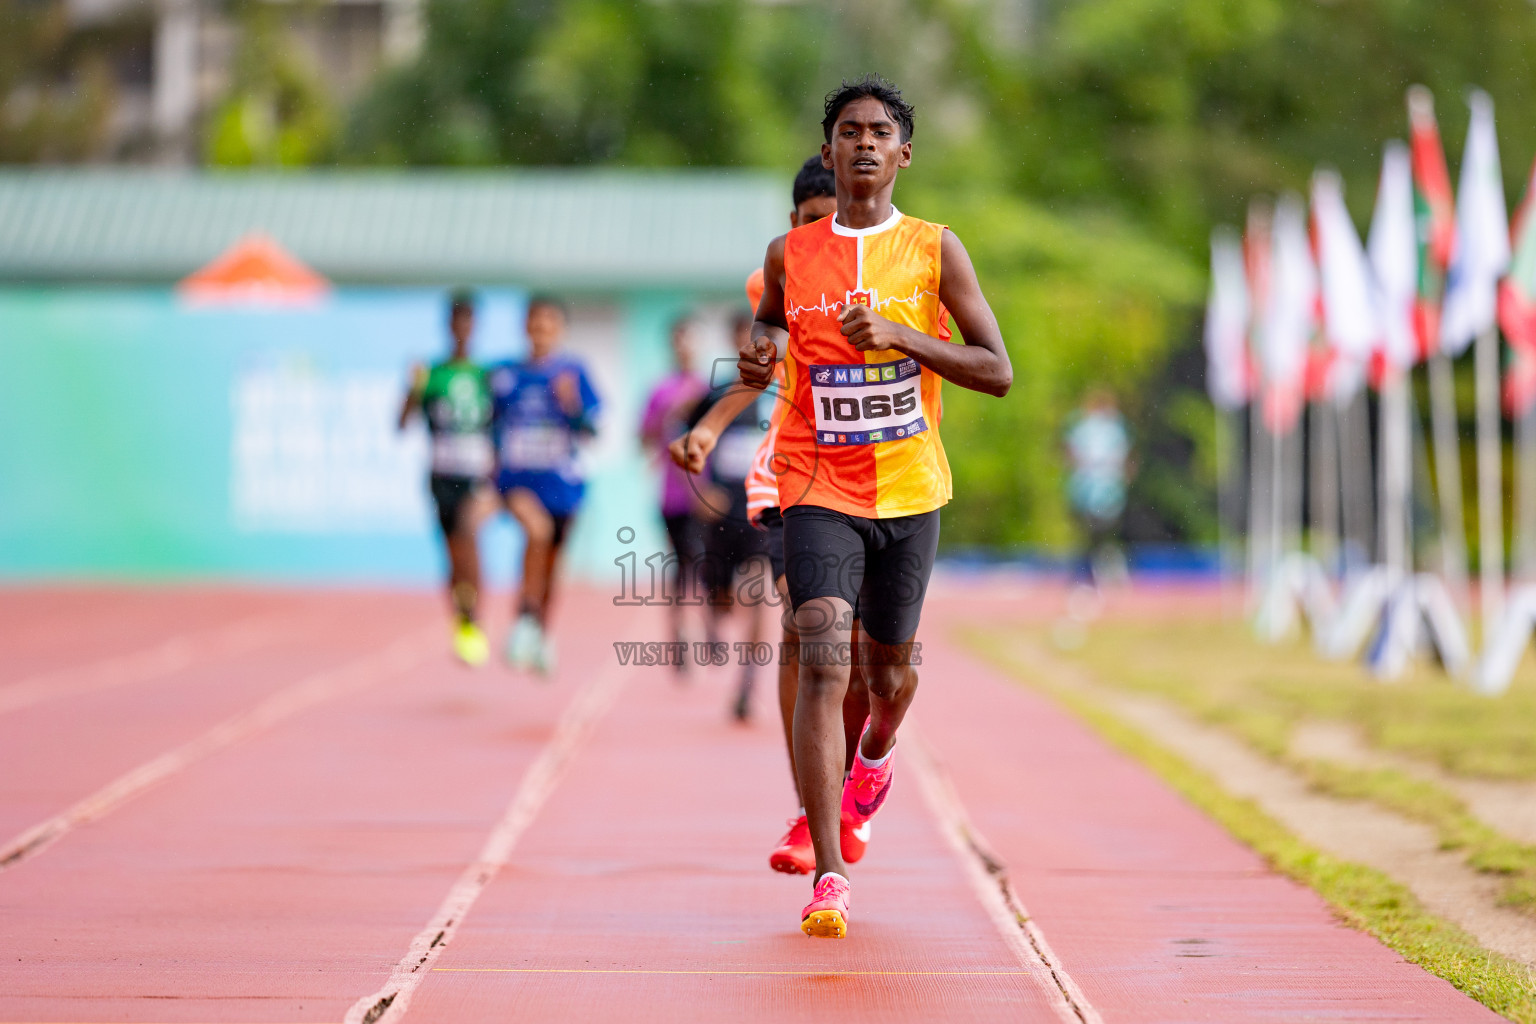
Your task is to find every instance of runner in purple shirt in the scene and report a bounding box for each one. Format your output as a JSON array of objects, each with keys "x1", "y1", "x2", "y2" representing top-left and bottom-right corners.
[{"x1": 641, "y1": 318, "x2": 710, "y2": 672}]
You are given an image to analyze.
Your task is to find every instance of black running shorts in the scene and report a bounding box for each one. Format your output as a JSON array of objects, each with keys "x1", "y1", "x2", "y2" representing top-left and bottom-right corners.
[
  {"x1": 757, "y1": 506, "x2": 786, "y2": 582},
  {"x1": 782, "y1": 505, "x2": 939, "y2": 646},
  {"x1": 701, "y1": 515, "x2": 768, "y2": 605},
  {"x1": 663, "y1": 513, "x2": 703, "y2": 571},
  {"x1": 430, "y1": 474, "x2": 479, "y2": 535}
]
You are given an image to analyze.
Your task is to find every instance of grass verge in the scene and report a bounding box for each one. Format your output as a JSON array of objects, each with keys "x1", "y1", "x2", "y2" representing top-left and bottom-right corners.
[
  {"x1": 1300, "y1": 760, "x2": 1536, "y2": 914},
  {"x1": 1031, "y1": 617, "x2": 1536, "y2": 916},
  {"x1": 1039, "y1": 619, "x2": 1536, "y2": 780},
  {"x1": 965, "y1": 629, "x2": 1536, "y2": 1023}
]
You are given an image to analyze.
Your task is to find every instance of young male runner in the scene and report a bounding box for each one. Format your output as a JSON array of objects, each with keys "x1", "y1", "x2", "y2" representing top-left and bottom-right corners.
[
  {"x1": 488, "y1": 296, "x2": 601, "y2": 676},
  {"x1": 398, "y1": 290, "x2": 494, "y2": 666},
  {"x1": 640, "y1": 318, "x2": 709, "y2": 674},
  {"x1": 671, "y1": 155, "x2": 872, "y2": 875},
  {"x1": 741, "y1": 76, "x2": 1013, "y2": 937}
]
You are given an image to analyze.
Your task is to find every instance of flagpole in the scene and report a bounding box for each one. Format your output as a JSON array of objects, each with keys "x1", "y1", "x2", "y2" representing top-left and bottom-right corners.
[
  {"x1": 1428, "y1": 352, "x2": 1469, "y2": 601},
  {"x1": 1343, "y1": 390, "x2": 1375, "y2": 571},
  {"x1": 1518, "y1": 404, "x2": 1536, "y2": 581},
  {"x1": 1215, "y1": 405, "x2": 1239, "y2": 612},
  {"x1": 1286, "y1": 416, "x2": 1305, "y2": 566},
  {"x1": 1214, "y1": 403, "x2": 1228, "y2": 593},
  {"x1": 1248, "y1": 401, "x2": 1267, "y2": 603},
  {"x1": 1380, "y1": 372, "x2": 1411, "y2": 579},
  {"x1": 1476, "y1": 325, "x2": 1505, "y2": 629},
  {"x1": 1310, "y1": 398, "x2": 1339, "y2": 574},
  {"x1": 1271, "y1": 420, "x2": 1285, "y2": 595}
]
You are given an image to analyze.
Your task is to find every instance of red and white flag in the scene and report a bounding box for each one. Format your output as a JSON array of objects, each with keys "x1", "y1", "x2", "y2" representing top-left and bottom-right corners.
[
  {"x1": 1261, "y1": 193, "x2": 1315, "y2": 433},
  {"x1": 1440, "y1": 90, "x2": 1509, "y2": 356},
  {"x1": 1368, "y1": 142, "x2": 1419, "y2": 375},
  {"x1": 1312, "y1": 168, "x2": 1378, "y2": 400},
  {"x1": 1408, "y1": 86, "x2": 1456, "y2": 360},
  {"x1": 1500, "y1": 153, "x2": 1536, "y2": 414},
  {"x1": 1205, "y1": 227, "x2": 1250, "y2": 410}
]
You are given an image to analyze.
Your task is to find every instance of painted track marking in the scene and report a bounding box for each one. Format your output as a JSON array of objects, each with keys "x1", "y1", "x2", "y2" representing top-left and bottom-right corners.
[
  {"x1": 433, "y1": 968, "x2": 1036, "y2": 976},
  {"x1": 343, "y1": 660, "x2": 630, "y2": 1024},
  {"x1": 0, "y1": 610, "x2": 313, "y2": 717},
  {"x1": 906, "y1": 723, "x2": 1105, "y2": 1024},
  {"x1": 0, "y1": 627, "x2": 438, "y2": 871}
]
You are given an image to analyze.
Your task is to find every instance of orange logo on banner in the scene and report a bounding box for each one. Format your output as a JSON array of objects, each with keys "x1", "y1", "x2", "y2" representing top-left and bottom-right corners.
[{"x1": 178, "y1": 234, "x2": 329, "y2": 306}]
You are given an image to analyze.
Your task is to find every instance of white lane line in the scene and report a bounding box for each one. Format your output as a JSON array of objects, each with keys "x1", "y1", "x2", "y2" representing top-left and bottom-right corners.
[
  {"x1": 344, "y1": 660, "x2": 630, "y2": 1024},
  {"x1": 0, "y1": 627, "x2": 439, "y2": 871},
  {"x1": 0, "y1": 610, "x2": 314, "y2": 717},
  {"x1": 906, "y1": 724, "x2": 1105, "y2": 1024}
]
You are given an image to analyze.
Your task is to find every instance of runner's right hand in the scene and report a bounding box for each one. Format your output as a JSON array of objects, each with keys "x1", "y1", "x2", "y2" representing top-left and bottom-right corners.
[{"x1": 738, "y1": 334, "x2": 776, "y2": 390}]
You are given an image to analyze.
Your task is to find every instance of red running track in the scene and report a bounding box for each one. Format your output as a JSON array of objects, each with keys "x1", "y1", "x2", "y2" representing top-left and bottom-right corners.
[{"x1": 0, "y1": 582, "x2": 1504, "y2": 1023}]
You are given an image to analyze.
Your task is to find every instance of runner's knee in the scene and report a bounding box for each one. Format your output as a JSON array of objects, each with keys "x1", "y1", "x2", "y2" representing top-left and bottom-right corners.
[
  {"x1": 797, "y1": 658, "x2": 849, "y2": 703},
  {"x1": 508, "y1": 492, "x2": 555, "y2": 544}
]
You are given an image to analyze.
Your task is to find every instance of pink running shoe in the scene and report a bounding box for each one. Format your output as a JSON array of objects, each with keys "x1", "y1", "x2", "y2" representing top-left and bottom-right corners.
[
  {"x1": 842, "y1": 741, "x2": 895, "y2": 827},
  {"x1": 801, "y1": 872, "x2": 851, "y2": 938},
  {"x1": 840, "y1": 815, "x2": 871, "y2": 863},
  {"x1": 769, "y1": 815, "x2": 814, "y2": 875}
]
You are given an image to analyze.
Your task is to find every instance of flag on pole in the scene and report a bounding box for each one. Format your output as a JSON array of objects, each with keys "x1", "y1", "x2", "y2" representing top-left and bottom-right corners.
[
  {"x1": 1312, "y1": 168, "x2": 1379, "y2": 400},
  {"x1": 1440, "y1": 90, "x2": 1510, "y2": 356},
  {"x1": 1206, "y1": 227, "x2": 1251, "y2": 410},
  {"x1": 1408, "y1": 86, "x2": 1456, "y2": 360},
  {"x1": 1368, "y1": 142, "x2": 1419, "y2": 374},
  {"x1": 1245, "y1": 198, "x2": 1273, "y2": 400},
  {"x1": 1261, "y1": 193, "x2": 1315, "y2": 433},
  {"x1": 1500, "y1": 153, "x2": 1536, "y2": 414},
  {"x1": 1245, "y1": 200, "x2": 1272, "y2": 332}
]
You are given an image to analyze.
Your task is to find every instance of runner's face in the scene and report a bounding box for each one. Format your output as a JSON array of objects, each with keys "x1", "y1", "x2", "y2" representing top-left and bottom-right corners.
[
  {"x1": 450, "y1": 308, "x2": 474, "y2": 352},
  {"x1": 526, "y1": 305, "x2": 565, "y2": 359},
  {"x1": 671, "y1": 327, "x2": 694, "y2": 371},
  {"x1": 823, "y1": 97, "x2": 910, "y2": 197},
  {"x1": 791, "y1": 195, "x2": 837, "y2": 228}
]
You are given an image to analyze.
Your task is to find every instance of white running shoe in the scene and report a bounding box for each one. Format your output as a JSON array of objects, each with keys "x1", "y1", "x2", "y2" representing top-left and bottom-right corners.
[
  {"x1": 533, "y1": 627, "x2": 557, "y2": 678},
  {"x1": 505, "y1": 614, "x2": 541, "y2": 670}
]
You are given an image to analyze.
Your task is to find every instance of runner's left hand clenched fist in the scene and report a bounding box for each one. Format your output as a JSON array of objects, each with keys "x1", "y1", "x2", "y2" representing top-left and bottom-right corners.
[{"x1": 840, "y1": 304, "x2": 902, "y2": 352}]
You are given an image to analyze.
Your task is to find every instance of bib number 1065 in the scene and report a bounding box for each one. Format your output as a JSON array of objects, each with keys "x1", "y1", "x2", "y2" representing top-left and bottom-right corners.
[{"x1": 819, "y1": 388, "x2": 917, "y2": 422}]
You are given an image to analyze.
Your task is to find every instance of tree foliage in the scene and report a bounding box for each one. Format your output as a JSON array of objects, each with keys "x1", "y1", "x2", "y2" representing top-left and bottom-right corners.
[
  {"x1": 0, "y1": 0, "x2": 125, "y2": 161},
  {"x1": 204, "y1": 0, "x2": 336, "y2": 166}
]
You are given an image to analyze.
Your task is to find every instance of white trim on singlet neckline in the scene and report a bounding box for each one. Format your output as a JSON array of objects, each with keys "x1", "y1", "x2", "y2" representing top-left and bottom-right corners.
[{"x1": 830, "y1": 206, "x2": 903, "y2": 238}]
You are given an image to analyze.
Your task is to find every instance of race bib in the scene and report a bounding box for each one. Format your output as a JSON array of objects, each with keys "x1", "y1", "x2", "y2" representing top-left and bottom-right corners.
[
  {"x1": 809, "y1": 358, "x2": 928, "y2": 446},
  {"x1": 431, "y1": 433, "x2": 493, "y2": 476},
  {"x1": 502, "y1": 423, "x2": 569, "y2": 470}
]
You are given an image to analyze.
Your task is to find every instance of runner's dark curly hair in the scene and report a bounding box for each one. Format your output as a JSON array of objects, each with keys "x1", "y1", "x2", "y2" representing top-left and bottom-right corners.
[
  {"x1": 821, "y1": 74, "x2": 915, "y2": 144},
  {"x1": 791, "y1": 154, "x2": 836, "y2": 208}
]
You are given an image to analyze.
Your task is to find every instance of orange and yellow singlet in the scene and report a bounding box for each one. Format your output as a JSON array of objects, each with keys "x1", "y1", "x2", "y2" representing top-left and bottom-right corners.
[{"x1": 774, "y1": 208, "x2": 952, "y2": 519}]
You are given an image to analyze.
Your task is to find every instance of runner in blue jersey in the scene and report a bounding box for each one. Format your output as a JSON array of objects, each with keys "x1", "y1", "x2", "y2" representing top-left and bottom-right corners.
[{"x1": 488, "y1": 296, "x2": 602, "y2": 675}]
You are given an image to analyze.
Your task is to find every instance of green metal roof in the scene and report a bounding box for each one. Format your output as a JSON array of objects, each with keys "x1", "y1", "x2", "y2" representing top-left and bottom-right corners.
[{"x1": 0, "y1": 169, "x2": 786, "y2": 290}]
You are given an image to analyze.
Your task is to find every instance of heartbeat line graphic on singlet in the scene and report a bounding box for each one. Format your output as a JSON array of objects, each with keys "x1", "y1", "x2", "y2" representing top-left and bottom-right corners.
[{"x1": 787, "y1": 285, "x2": 936, "y2": 322}]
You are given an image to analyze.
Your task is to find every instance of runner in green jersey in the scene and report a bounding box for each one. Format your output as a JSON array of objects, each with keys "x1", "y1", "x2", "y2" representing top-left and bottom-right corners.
[{"x1": 399, "y1": 290, "x2": 495, "y2": 666}]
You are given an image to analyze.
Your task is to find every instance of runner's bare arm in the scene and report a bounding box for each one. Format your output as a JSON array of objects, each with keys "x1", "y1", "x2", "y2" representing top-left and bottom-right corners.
[
  {"x1": 397, "y1": 364, "x2": 427, "y2": 430},
  {"x1": 740, "y1": 235, "x2": 789, "y2": 390},
  {"x1": 839, "y1": 229, "x2": 1012, "y2": 397},
  {"x1": 668, "y1": 387, "x2": 759, "y2": 474}
]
